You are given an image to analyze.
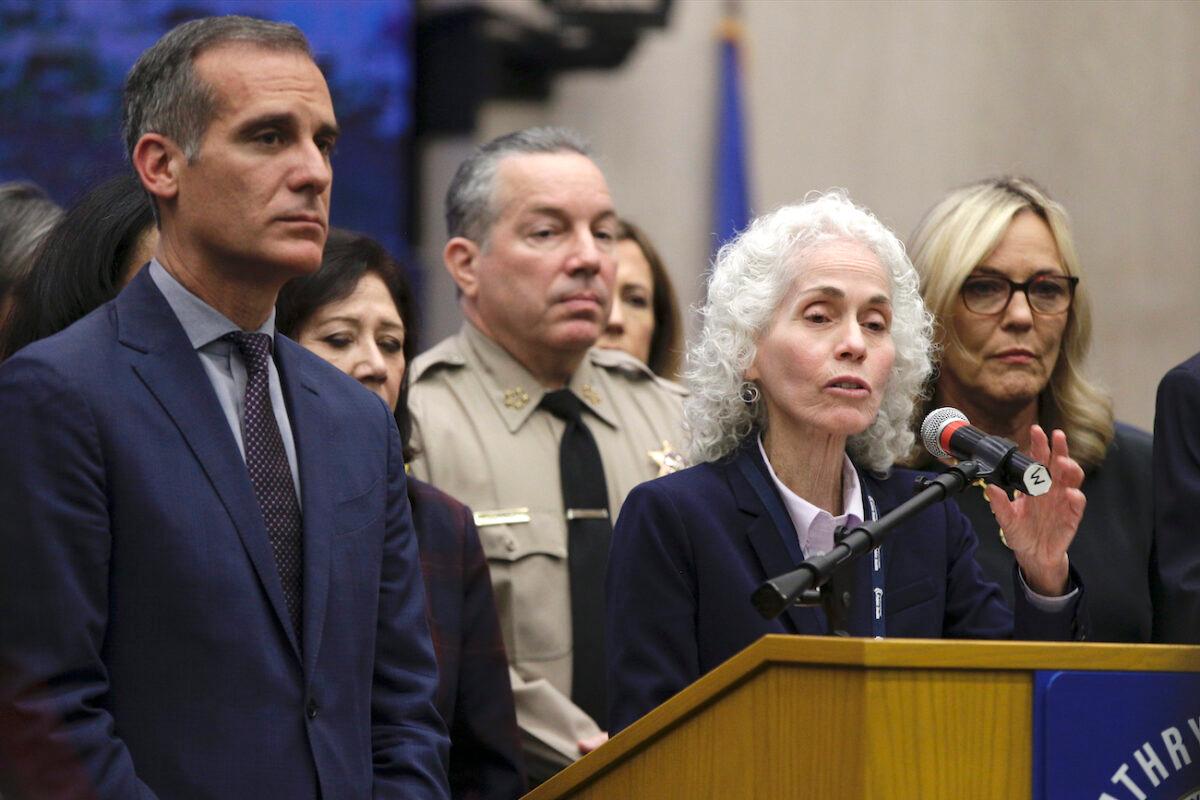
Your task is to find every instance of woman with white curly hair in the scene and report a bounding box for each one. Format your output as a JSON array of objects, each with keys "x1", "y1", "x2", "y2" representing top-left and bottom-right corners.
[{"x1": 605, "y1": 192, "x2": 1088, "y2": 733}]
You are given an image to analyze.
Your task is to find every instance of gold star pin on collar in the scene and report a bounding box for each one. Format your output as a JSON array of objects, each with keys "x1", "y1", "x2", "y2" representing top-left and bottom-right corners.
[
  {"x1": 648, "y1": 440, "x2": 686, "y2": 476},
  {"x1": 580, "y1": 383, "x2": 601, "y2": 406},
  {"x1": 503, "y1": 387, "x2": 530, "y2": 410}
]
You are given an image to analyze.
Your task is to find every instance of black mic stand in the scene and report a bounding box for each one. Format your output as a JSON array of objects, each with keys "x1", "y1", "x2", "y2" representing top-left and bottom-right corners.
[{"x1": 751, "y1": 460, "x2": 984, "y2": 632}]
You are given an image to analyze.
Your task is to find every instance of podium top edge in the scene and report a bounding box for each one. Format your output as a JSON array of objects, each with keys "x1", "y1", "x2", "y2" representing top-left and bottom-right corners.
[{"x1": 747, "y1": 634, "x2": 1200, "y2": 672}]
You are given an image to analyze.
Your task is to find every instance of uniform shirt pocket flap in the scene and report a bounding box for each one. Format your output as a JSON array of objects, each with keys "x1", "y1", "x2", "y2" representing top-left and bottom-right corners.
[{"x1": 477, "y1": 512, "x2": 567, "y2": 562}]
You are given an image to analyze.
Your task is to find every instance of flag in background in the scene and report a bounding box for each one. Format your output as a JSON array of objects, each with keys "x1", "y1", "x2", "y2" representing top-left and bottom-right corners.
[{"x1": 712, "y1": 5, "x2": 751, "y2": 257}]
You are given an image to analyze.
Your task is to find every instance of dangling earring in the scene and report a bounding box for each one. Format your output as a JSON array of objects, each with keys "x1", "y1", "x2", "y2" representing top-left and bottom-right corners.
[{"x1": 739, "y1": 381, "x2": 760, "y2": 404}]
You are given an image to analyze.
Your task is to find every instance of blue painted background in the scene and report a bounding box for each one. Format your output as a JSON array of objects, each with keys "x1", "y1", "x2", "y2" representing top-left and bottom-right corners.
[{"x1": 0, "y1": 0, "x2": 413, "y2": 260}]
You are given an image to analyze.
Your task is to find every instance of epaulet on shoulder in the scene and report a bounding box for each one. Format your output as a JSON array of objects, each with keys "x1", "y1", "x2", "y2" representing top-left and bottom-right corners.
[
  {"x1": 588, "y1": 347, "x2": 688, "y2": 396},
  {"x1": 410, "y1": 336, "x2": 467, "y2": 383}
]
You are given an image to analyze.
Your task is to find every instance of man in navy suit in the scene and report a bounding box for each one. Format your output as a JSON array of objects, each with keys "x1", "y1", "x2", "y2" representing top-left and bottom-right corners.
[
  {"x1": 0, "y1": 16, "x2": 449, "y2": 798},
  {"x1": 1153, "y1": 352, "x2": 1200, "y2": 644}
]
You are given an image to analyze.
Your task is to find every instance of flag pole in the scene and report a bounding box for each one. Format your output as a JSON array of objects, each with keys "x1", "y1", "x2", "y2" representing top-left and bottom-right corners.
[{"x1": 712, "y1": 0, "x2": 751, "y2": 258}]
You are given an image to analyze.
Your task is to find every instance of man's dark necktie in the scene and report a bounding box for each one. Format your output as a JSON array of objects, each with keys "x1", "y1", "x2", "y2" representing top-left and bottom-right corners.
[
  {"x1": 224, "y1": 331, "x2": 303, "y2": 639},
  {"x1": 540, "y1": 389, "x2": 611, "y2": 729}
]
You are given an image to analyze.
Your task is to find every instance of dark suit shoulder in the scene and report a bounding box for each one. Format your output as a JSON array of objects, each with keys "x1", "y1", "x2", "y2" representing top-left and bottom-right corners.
[
  {"x1": 1155, "y1": 356, "x2": 1200, "y2": 440},
  {"x1": 628, "y1": 460, "x2": 728, "y2": 501},
  {"x1": 614, "y1": 463, "x2": 737, "y2": 552},
  {"x1": 1086, "y1": 421, "x2": 1152, "y2": 498},
  {"x1": 1163, "y1": 351, "x2": 1200, "y2": 383},
  {"x1": 1156, "y1": 355, "x2": 1200, "y2": 422},
  {"x1": 0, "y1": 304, "x2": 123, "y2": 422},
  {"x1": 1110, "y1": 421, "x2": 1152, "y2": 461},
  {"x1": 2, "y1": 302, "x2": 119, "y2": 374}
]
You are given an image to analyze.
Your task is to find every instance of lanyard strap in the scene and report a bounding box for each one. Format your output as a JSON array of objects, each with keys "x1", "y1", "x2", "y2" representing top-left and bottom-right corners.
[
  {"x1": 741, "y1": 452, "x2": 887, "y2": 637},
  {"x1": 865, "y1": 491, "x2": 886, "y2": 638}
]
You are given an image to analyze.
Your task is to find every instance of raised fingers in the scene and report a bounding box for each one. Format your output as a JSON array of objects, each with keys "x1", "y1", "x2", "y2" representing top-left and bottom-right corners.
[
  {"x1": 983, "y1": 483, "x2": 1016, "y2": 531},
  {"x1": 1028, "y1": 424, "x2": 1050, "y2": 464},
  {"x1": 1050, "y1": 429, "x2": 1085, "y2": 489}
]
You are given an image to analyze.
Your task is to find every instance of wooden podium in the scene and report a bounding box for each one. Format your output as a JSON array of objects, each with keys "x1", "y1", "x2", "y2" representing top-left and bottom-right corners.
[{"x1": 523, "y1": 635, "x2": 1200, "y2": 800}]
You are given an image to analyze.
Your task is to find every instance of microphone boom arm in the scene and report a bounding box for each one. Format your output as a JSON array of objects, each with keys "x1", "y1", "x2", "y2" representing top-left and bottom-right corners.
[{"x1": 751, "y1": 460, "x2": 983, "y2": 620}]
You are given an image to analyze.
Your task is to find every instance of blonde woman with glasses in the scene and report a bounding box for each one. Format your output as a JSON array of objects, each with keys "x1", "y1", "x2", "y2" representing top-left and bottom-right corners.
[{"x1": 908, "y1": 176, "x2": 1157, "y2": 643}]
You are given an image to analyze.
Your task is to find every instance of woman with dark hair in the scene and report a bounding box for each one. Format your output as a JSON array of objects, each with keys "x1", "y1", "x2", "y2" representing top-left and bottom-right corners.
[
  {"x1": 276, "y1": 228, "x2": 526, "y2": 799},
  {"x1": 276, "y1": 230, "x2": 418, "y2": 451},
  {"x1": 598, "y1": 219, "x2": 683, "y2": 379},
  {"x1": 1, "y1": 174, "x2": 154, "y2": 360}
]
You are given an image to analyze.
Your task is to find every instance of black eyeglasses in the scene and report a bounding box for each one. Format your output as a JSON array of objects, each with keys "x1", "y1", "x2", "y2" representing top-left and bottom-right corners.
[{"x1": 959, "y1": 273, "x2": 1079, "y2": 315}]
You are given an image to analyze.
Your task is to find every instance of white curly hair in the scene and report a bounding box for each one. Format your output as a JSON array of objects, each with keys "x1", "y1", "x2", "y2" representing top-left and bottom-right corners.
[{"x1": 684, "y1": 191, "x2": 933, "y2": 472}]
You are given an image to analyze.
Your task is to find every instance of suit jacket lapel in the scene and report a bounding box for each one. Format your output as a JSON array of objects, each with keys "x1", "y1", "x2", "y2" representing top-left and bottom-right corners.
[
  {"x1": 276, "y1": 337, "x2": 333, "y2": 680},
  {"x1": 729, "y1": 445, "x2": 823, "y2": 635},
  {"x1": 117, "y1": 270, "x2": 301, "y2": 659}
]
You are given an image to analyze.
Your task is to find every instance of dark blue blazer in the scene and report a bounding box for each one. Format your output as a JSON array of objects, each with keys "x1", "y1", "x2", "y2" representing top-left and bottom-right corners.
[
  {"x1": 606, "y1": 438, "x2": 1085, "y2": 733},
  {"x1": 0, "y1": 269, "x2": 449, "y2": 798},
  {"x1": 408, "y1": 479, "x2": 526, "y2": 800},
  {"x1": 1153, "y1": 352, "x2": 1200, "y2": 643}
]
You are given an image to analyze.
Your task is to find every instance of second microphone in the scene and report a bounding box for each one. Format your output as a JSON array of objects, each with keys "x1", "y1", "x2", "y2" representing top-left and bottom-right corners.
[{"x1": 920, "y1": 407, "x2": 1052, "y2": 496}]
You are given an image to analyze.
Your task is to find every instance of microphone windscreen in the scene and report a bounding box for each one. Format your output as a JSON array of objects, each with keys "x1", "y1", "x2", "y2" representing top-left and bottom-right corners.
[{"x1": 920, "y1": 407, "x2": 968, "y2": 460}]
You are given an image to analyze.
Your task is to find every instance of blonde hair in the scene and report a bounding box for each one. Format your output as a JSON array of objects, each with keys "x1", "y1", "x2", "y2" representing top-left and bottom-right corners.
[
  {"x1": 907, "y1": 176, "x2": 1113, "y2": 471},
  {"x1": 685, "y1": 191, "x2": 933, "y2": 471}
]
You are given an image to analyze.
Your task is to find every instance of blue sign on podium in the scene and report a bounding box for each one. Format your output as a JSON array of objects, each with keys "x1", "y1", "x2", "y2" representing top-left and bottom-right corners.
[{"x1": 1035, "y1": 670, "x2": 1200, "y2": 800}]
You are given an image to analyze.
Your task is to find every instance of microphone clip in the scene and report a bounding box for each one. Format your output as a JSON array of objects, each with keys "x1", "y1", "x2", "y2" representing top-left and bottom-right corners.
[
  {"x1": 791, "y1": 524, "x2": 856, "y2": 637},
  {"x1": 912, "y1": 458, "x2": 984, "y2": 496}
]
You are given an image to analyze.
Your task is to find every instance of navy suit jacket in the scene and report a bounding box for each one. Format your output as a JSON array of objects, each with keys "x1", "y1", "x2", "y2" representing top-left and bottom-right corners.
[
  {"x1": 606, "y1": 438, "x2": 1086, "y2": 733},
  {"x1": 0, "y1": 269, "x2": 449, "y2": 799},
  {"x1": 408, "y1": 479, "x2": 526, "y2": 800},
  {"x1": 1153, "y1": 352, "x2": 1200, "y2": 643}
]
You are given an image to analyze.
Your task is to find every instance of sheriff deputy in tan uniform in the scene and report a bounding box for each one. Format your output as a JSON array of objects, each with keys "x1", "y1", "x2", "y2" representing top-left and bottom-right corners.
[{"x1": 408, "y1": 127, "x2": 685, "y2": 782}]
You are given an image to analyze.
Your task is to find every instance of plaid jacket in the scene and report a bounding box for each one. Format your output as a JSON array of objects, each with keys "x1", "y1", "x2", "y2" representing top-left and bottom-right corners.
[{"x1": 408, "y1": 478, "x2": 526, "y2": 799}]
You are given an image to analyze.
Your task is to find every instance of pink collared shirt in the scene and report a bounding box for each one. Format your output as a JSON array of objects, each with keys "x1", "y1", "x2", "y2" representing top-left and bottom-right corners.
[{"x1": 757, "y1": 435, "x2": 864, "y2": 558}]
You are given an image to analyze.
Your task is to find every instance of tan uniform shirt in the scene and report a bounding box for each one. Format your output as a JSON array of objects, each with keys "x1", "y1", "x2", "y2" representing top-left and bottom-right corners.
[{"x1": 408, "y1": 322, "x2": 686, "y2": 777}]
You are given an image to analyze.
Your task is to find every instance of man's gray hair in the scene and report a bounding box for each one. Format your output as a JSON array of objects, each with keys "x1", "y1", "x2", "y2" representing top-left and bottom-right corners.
[
  {"x1": 445, "y1": 126, "x2": 591, "y2": 243},
  {"x1": 684, "y1": 191, "x2": 934, "y2": 472},
  {"x1": 122, "y1": 15, "x2": 311, "y2": 163}
]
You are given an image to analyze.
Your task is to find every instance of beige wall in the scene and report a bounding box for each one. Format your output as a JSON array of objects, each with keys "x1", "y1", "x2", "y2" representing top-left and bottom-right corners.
[{"x1": 421, "y1": 0, "x2": 1200, "y2": 430}]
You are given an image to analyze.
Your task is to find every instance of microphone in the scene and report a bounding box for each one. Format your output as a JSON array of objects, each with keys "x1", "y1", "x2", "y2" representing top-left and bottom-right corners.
[{"x1": 920, "y1": 407, "x2": 1051, "y2": 496}]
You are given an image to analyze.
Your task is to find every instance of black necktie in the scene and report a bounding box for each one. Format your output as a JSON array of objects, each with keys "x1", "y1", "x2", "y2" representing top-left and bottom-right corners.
[
  {"x1": 540, "y1": 389, "x2": 611, "y2": 729},
  {"x1": 224, "y1": 331, "x2": 303, "y2": 639}
]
